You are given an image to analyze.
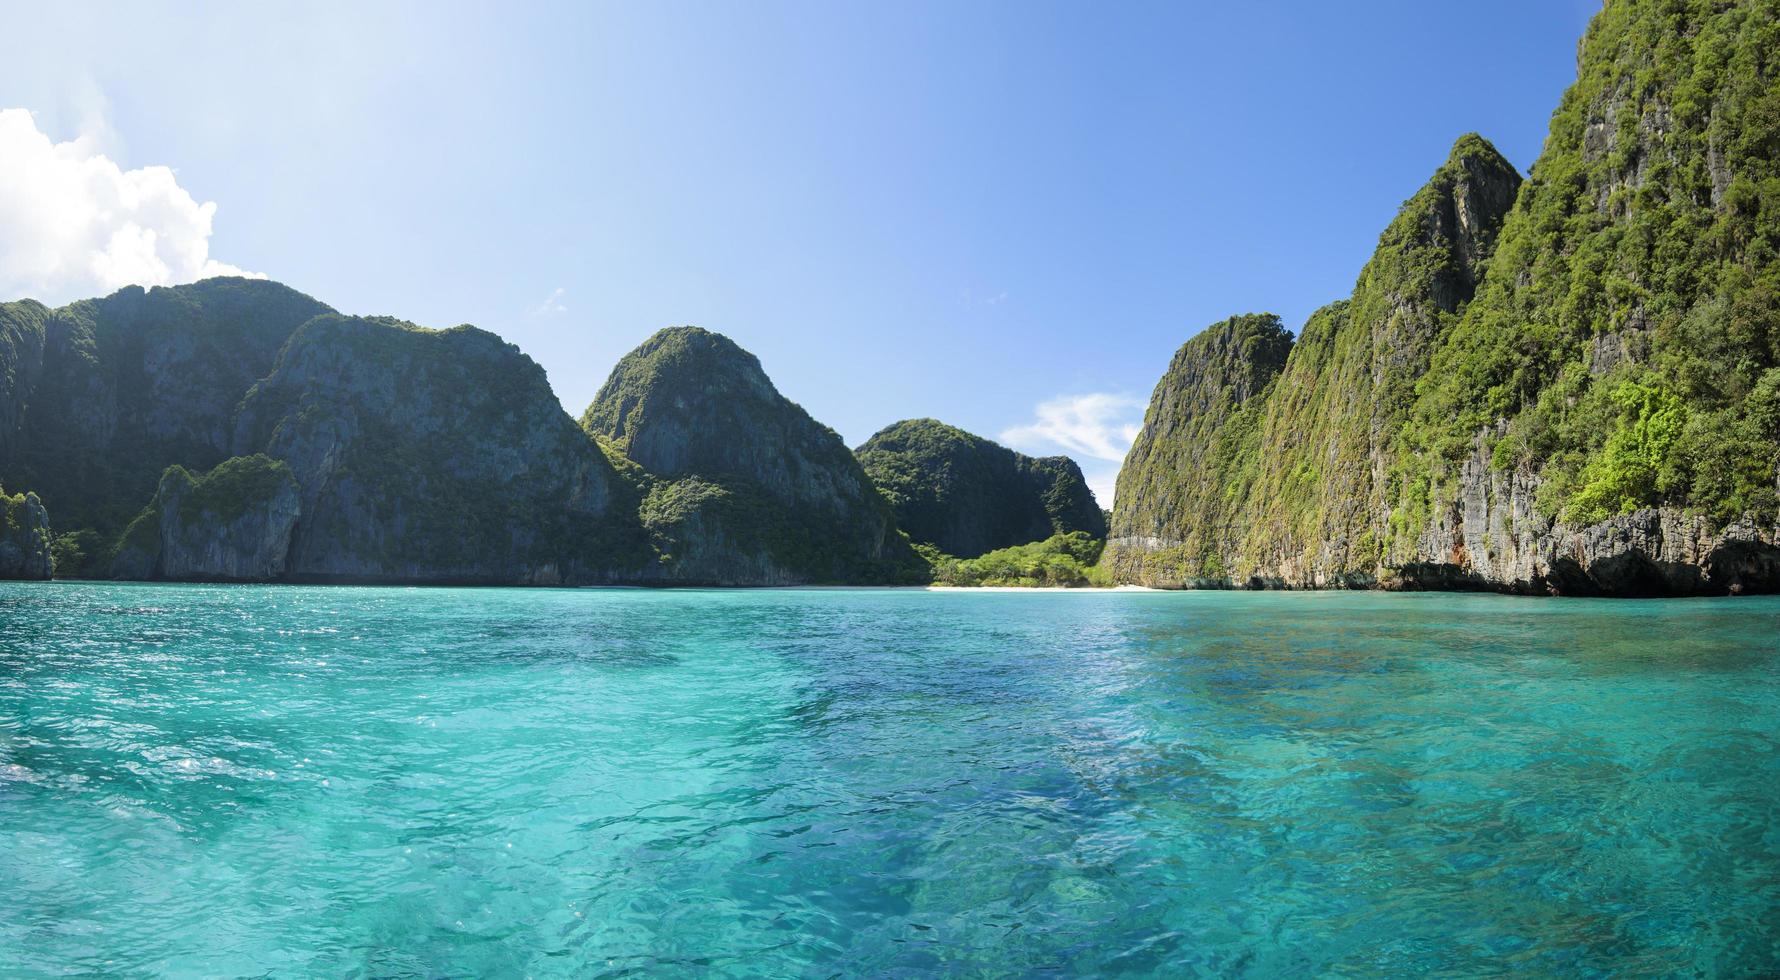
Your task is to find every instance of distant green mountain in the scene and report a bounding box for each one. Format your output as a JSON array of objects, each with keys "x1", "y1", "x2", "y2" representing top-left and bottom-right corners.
[
  {"x1": 1108, "y1": 0, "x2": 1780, "y2": 596},
  {"x1": 0, "y1": 278, "x2": 332, "y2": 546},
  {"x1": 583, "y1": 326, "x2": 922, "y2": 585},
  {"x1": 5, "y1": 0, "x2": 1772, "y2": 595},
  {"x1": 856, "y1": 418, "x2": 1105, "y2": 559},
  {"x1": 0, "y1": 291, "x2": 925, "y2": 585}
]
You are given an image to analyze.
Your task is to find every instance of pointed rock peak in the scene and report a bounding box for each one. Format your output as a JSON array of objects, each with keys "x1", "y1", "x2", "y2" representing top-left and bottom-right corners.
[
  {"x1": 1170, "y1": 313, "x2": 1294, "y2": 408},
  {"x1": 583, "y1": 325, "x2": 879, "y2": 509},
  {"x1": 1443, "y1": 133, "x2": 1513, "y2": 172},
  {"x1": 622, "y1": 326, "x2": 765, "y2": 381},
  {"x1": 582, "y1": 326, "x2": 786, "y2": 450},
  {"x1": 1436, "y1": 134, "x2": 1523, "y2": 244},
  {"x1": 1364, "y1": 133, "x2": 1523, "y2": 313}
]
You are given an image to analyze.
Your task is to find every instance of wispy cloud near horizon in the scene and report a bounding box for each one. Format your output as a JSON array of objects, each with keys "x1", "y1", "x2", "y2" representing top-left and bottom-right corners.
[
  {"x1": 0, "y1": 108, "x2": 260, "y2": 305},
  {"x1": 530, "y1": 286, "x2": 568, "y2": 317},
  {"x1": 1001, "y1": 392, "x2": 1145, "y2": 506}
]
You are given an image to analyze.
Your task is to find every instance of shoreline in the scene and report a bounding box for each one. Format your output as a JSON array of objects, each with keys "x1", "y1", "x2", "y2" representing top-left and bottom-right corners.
[{"x1": 9, "y1": 579, "x2": 1775, "y2": 599}]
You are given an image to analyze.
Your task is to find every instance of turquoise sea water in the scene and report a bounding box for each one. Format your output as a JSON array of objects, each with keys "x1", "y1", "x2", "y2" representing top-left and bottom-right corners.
[{"x1": 1, "y1": 584, "x2": 1778, "y2": 976}]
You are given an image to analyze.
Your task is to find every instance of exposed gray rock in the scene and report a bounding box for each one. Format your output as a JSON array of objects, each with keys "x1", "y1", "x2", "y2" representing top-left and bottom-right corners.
[
  {"x1": 1396, "y1": 434, "x2": 1780, "y2": 596},
  {"x1": 0, "y1": 489, "x2": 53, "y2": 580},
  {"x1": 234, "y1": 315, "x2": 638, "y2": 584},
  {"x1": 111, "y1": 458, "x2": 301, "y2": 582}
]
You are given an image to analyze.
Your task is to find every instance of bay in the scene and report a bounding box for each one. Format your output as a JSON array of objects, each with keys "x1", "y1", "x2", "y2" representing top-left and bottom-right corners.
[{"x1": 1, "y1": 583, "x2": 1777, "y2": 975}]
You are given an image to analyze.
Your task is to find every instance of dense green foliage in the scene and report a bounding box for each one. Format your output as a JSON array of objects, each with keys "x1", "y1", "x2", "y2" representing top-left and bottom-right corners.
[
  {"x1": 584, "y1": 326, "x2": 921, "y2": 584},
  {"x1": 165, "y1": 454, "x2": 296, "y2": 525},
  {"x1": 0, "y1": 279, "x2": 332, "y2": 544},
  {"x1": 1110, "y1": 0, "x2": 1780, "y2": 592},
  {"x1": 0, "y1": 482, "x2": 52, "y2": 580},
  {"x1": 856, "y1": 418, "x2": 1105, "y2": 558},
  {"x1": 237, "y1": 315, "x2": 650, "y2": 581},
  {"x1": 923, "y1": 532, "x2": 1108, "y2": 587},
  {"x1": 1105, "y1": 313, "x2": 1295, "y2": 583},
  {"x1": 1402, "y1": 0, "x2": 1780, "y2": 530}
]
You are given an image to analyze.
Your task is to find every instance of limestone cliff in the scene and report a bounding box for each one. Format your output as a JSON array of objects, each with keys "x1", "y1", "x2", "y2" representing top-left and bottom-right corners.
[
  {"x1": 110, "y1": 455, "x2": 301, "y2": 582},
  {"x1": 1108, "y1": 0, "x2": 1780, "y2": 596},
  {"x1": 583, "y1": 327, "x2": 919, "y2": 584},
  {"x1": 0, "y1": 484, "x2": 52, "y2": 580},
  {"x1": 1107, "y1": 136, "x2": 1523, "y2": 587},
  {"x1": 857, "y1": 419, "x2": 1104, "y2": 558},
  {"x1": 1104, "y1": 314, "x2": 1293, "y2": 586},
  {"x1": 0, "y1": 279, "x2": 333, "y2": 555},
  {"x1": 234, "y1": 315, "x2": 645, "y2": 584}
]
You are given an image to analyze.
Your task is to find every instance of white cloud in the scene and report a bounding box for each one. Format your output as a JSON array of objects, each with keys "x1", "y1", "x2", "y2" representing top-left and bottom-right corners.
[
  {"x1": 530, "y1": 286, "x2": 568, "y2": 317},
  {"x1": 0, "y1": 107, "x2": 260, "y2": 305},
  {"x1": 1001, "y1": 392, "x2": 1146, "y2": 506}
]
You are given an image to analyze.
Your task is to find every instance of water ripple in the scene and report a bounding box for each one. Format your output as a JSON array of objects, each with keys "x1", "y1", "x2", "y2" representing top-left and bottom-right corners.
[{"x1": 0, "y1": 583, "x2": 1777, "y2": 975}]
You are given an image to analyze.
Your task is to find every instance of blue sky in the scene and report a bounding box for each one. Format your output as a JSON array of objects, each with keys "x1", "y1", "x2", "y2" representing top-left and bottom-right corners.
[{"x1": 0, "y1": 1, "x2": 1597, "y2": 502}]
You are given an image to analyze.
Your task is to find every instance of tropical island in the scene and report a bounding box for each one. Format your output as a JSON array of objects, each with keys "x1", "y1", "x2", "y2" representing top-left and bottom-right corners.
[{"x1": 3, "y1": 0, "x2": 1777, "y2": 596}]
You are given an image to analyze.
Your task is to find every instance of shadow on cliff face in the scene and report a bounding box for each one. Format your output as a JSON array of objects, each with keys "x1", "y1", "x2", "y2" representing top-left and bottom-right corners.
[
  {"x1": 1706, "y1": 541, "x2": 1780, "y2": 596},
  {"x1": 1396, "y1": 549, "x2": 1780, "y2": 598},
  {"x1": 1583, "y1": 553, "x2": 1703, "y2": 598},
  {"x1": 1544, "y1": 543, "x2": 1780, "y2": 598}
]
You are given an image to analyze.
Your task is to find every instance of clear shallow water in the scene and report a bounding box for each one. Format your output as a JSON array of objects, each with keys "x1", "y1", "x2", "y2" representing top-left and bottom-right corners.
[{"x1": 1, "y1": 585, "x2": 1777, "y2": 976}]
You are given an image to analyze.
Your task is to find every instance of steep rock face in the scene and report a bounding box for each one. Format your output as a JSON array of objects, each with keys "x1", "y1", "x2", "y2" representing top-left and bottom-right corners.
[
  {"x1": 1107, "y1": 138, "x2": 1521, "y2": 589},
  {"x1": 0, "y1": 279, "x2": 333, "y2": 547},
  {"x1": 1109, "y1": 0, "x2": 1780, "y2": 596},
  {"x1": 110, "y1": 456, "x2": 301, "y2": 582},
  {"x1": 0, "y1": 301, "x2": 50, "y2": 466},
  {"x1": 1390, "y1": 0, "x2": 1780, "y2": 593},
  {"x1": 1102, "y1": 314, "x2": 1293, "y2": 586},
  {"x1": 1247, "y1": 136, "x2": 1522, "y2": 587},
  {"x1": 583, "y1": 327, "x2": 916, "y2": 583},
  {"x1": 0, "y1": 485, "x2": 52, "y2": 580},
  {"x1": 855, "y1": 418, "x2": 1105, "y2": 558},
  {"x1": 1397, "y1": 431, "x2": 1780, "y2": 595},
  {"x1": 235, "y1": 315, "x2": 642, "y2": 584}
]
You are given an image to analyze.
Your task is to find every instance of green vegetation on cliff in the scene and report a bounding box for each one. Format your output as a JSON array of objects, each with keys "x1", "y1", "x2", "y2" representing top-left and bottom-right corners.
[
  {"x1": 1404, "y1": 0, "x2": 1780, "y2": 529},
  {"x1": 109, "y1": 454, "x2": 302, "y2": 581},
  {"x1": 0, "y1": 278, "x2": 333, "y2": 547},
  {"x1": 856, "y1": 418, "x2": 1104, "y2": 558},
  {"x1": 237, "y1": 315, "x2": 647, "y2": 582},
  {"x1": 0, "y1": 482, "x2": 52, "y2": 580},
  {"x1": 1108, "y1": 0, "x2": 1780, "y2": 596},
  {"x1": 584, "y1": 326, "x2": 922, "y2": 584},
  {"x1": 1106, "y1": 313, "x2": 1294, "y2": 584},
  {"x1": 165, "y1": 454, "x2": 296, "y2": 525}
]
